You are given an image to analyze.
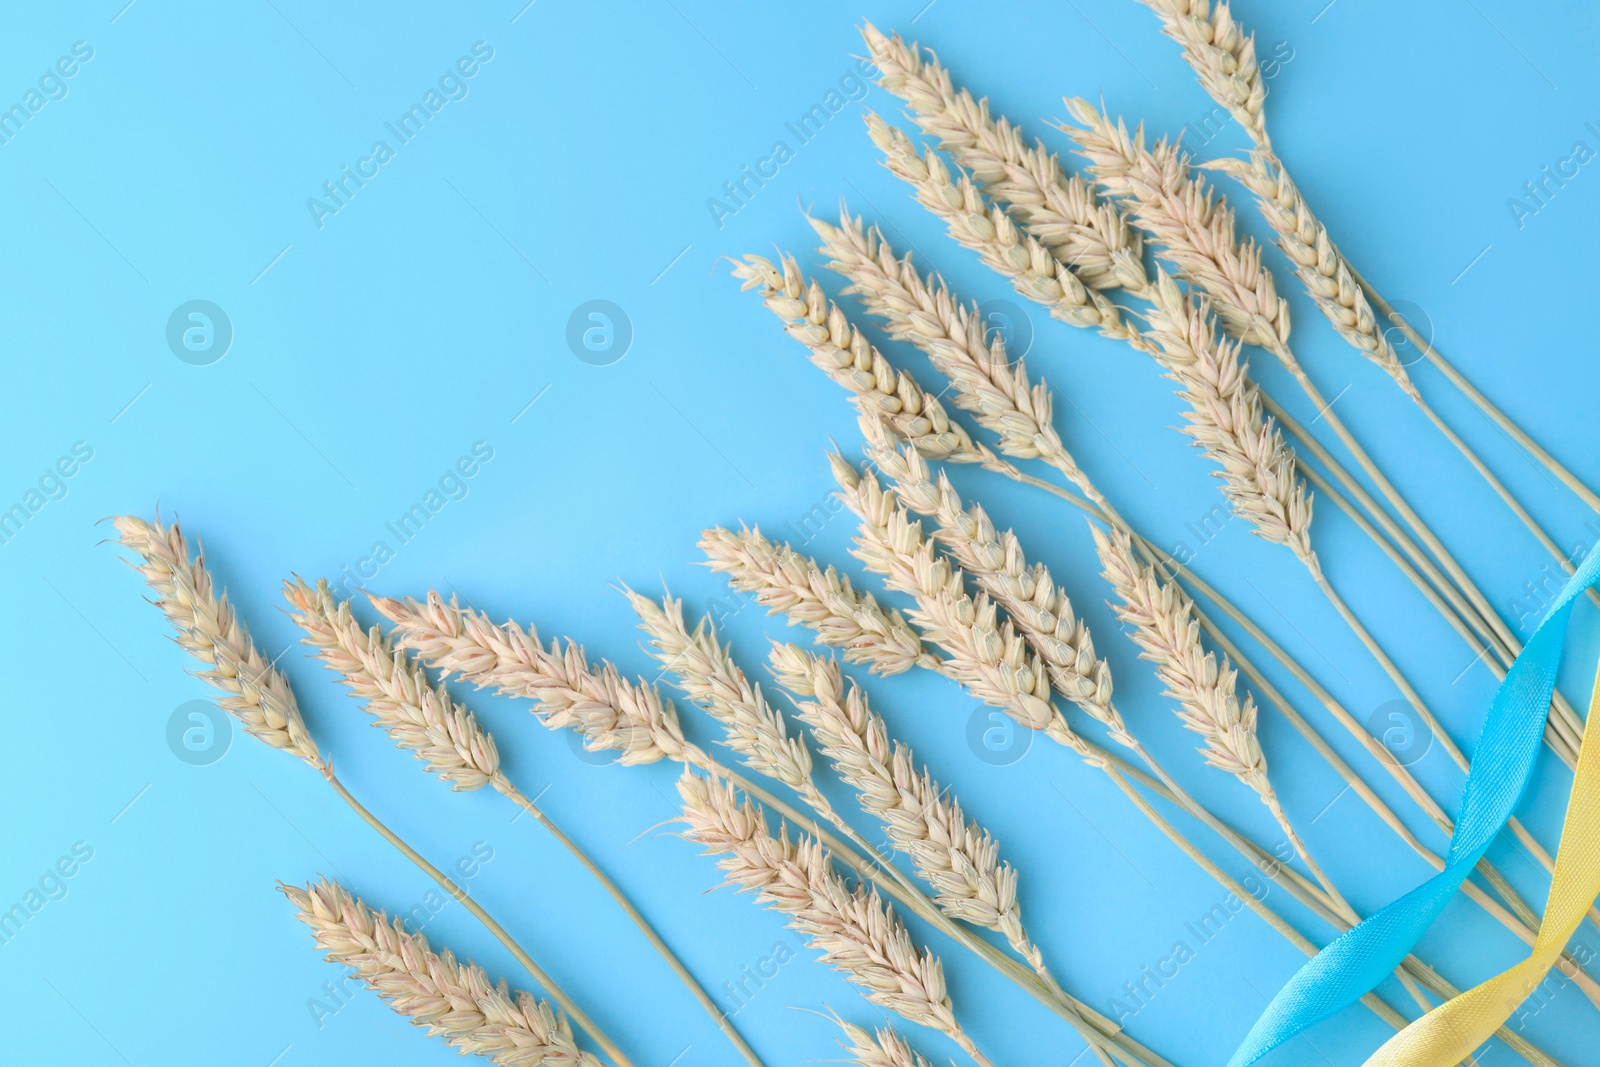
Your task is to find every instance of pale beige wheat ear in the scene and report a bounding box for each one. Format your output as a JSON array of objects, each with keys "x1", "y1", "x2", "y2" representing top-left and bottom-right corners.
[
  {"x1": 860, "y1": 21, "x2": 1145, "y2": 294},
  {"x1": 729, "y1": 251, "x2": 1001, "y2": 471},
  {"x1": 1141, "y1": 270, "x2": 1315, "y2": 567},
  {"x1": 1059, "y1": 97, "x2": 1288, "y2": 350},
  {"x1": 285, "y1": 576, "x2": 500, "y2": 790},
  {"x1": 863, "y1": 111, "x2": 1137, "y2": 343},
  {"x1": 281, "y1": 878, "x2": 601, "y2": 1067},
  {"x1": 627, "y1": 588, "x2": 837, "y2": 814},
  {"x1": 835, "y1": 1014, "x2": 936, "y2": 1067},
  {"x1": 768, "y1": 643, "x2": 1047, "y2": 976},
  {"x1": 1206, "y1": 152, "x2": 1418, "y2": 397},
  {"x1": 112, "y1": 514, "x2": 322, "y2": 767},
  {"x1": 1088, "y1": 521, "x2": 1347, "y2": 912},
  {"x1": 699, "y1": 524, "x2": 935, "y2": 676},
  {"x1": 810, "y1": 210, "x2": 1102, "y2": 504},
  {"x1": 1133, "y1": 1, "x2": 1265, "y2": 145},
  {"x1": 368, "y1": 590, "x2": 690, "y2": 766},
  {"x1": 676, "y1": 770, "x2": 993, "y2": 1067}
]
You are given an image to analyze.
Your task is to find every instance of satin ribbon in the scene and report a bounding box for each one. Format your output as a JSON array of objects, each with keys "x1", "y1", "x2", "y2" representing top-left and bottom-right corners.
[
  {"x1": 1363, "y1": 663, "x2": 1600, "y2": 1064},
  {"x1": 1229, "y1": 543, "x2": 1600, "y2": 1065}
]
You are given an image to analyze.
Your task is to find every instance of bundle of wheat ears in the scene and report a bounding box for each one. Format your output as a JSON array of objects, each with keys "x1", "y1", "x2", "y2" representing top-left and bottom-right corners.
[{"x1": 109, "y1": 6, "x2": 1598, "y2": 1066}]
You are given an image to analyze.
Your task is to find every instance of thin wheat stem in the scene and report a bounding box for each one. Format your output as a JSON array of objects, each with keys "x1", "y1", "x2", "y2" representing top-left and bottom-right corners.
[{"x1": 1353, "y1": 266, "x2": 1600, "y2": 514}]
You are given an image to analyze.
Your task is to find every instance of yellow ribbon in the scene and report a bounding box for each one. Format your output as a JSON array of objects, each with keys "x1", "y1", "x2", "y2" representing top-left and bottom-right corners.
[{"x1": 1365, "y1": 663, "x2": 1600, "y2": 1064}]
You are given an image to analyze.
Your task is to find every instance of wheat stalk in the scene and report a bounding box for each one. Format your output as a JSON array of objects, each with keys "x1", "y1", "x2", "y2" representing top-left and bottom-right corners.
[
  {"x1": 112, "y1": 514, "x2": 323, "y2": 767},
  {"x1": 1087, "y1": 522, "x2": 1352, "y2": 909},
  {"x1": 700, "y1": 525, "x2": 935, "y2": 676},
  {"x1": 677, "y1": 771, "x2": 993, "y2": 1067},
  {"x1": 292, "y1": 583, "x2": 767, "y2": 1067},
  {"x1": 860, "y1": 22, "x2": 1145, "y2": 294},
  {"x1": 730, "y1": 251, "x2": 998, "y2": 470},
  {"x1": 282, "y1": 878, "x2": 602, "y2": 1066},
  {"x1": 768, "y1": 643, "x2": 1047, "y2": 975}
]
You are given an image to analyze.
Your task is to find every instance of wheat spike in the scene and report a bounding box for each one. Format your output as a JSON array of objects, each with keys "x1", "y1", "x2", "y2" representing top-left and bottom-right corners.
[
  {"x1": 369, "y1": 591, "x2": 689, "y2": 766},
  {"x1": 1208, "y1": 153, "x2": 1420, "y2": 399},
  {"x1": 769, "y1": 643, "x2": 1045, "y2": 974},
  {"x1": 811, "y1": 211, "x2": 1100, "y2": 498},
  {"x1": 281, "y1": 878, "x2": 600, "y2": 1066},
  {"x1": 861, "y1": 22, "x2": 1145, "y2": 294},
  {"x1": 1092, "y1": 524, "x2": 1267, "y2": 791},
  {"x1": 677, "y1": 771, "x2": 990, "y2": 1066},
  {"x1": 865, "y1": 112, "x2": 1137, "y2": 343},
  {"x1": 831, "y1": 453, "x2": 1064, "y2": 739},
  {"x1": 1141, "y1": 270, "x2": 1316, "y2": 566},
  {"x1": 1134, "y1": 0, "x2": 1266, "y2": 144},
  {"x1": 699, "y1": 525, "x2": 935, "y2": 676},
  {"x1": 627, "y1": 589, "x2": 827, "y2": 806},
  {"x1": 859, "y1": 422, "x2": 1125, "y2": 741},
  {"x1": 834, "y1": 1015, "x2": 937, "y2": 1067},
  {"x1": 1059, "y1": 98, "x2": 1288, "y2": 350},
  {"x1": 112, "y1": 514, "x2": 322, "y2": 767},
  {"x1": 731, "y1": 251, "x2": 997, "y2": 469},
  {"x1": 286, "y1": 578, "x2": 500, "y2": 791}
]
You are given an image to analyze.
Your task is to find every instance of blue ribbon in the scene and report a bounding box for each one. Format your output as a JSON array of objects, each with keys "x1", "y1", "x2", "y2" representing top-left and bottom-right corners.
[{"x1": 1229, "y1": 543, "x2": 1600, "y2": 1065}]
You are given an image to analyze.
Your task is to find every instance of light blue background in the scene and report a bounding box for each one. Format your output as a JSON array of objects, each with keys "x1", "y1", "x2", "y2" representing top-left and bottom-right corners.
[{"x1": 2, "y1": 1, "x2": 1599, "y2": 1064}]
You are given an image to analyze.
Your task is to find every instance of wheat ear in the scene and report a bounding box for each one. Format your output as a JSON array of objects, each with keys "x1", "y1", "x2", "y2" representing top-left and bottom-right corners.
[
  {"x1": 285, "y1": 576, "x2": 500, "y2": 790},
  {"x1": 1133, "y1": 1, "x2": 1265, "y2": 144},
  {"x1": 699, "y1": 524, "x2": 935, "y2": 675},
  {"x1": 1059, "y1": 98, "x2": 1288, "y2": 350},
  {"x1": 282, "y1": 878, "x2": 601, "y2": 1067},
  {"x1": 810, "y1": 212, "x2": 1102, "y2": 501},
  {"x1": 677, "y1": 771, "x2": 993, "y2": 1067},
  {"x1": 112, "y1": 514, "x2": 323, "y2": 767},
  {"x1": 864, "y1": 112, "x2": 1137, "y2": 343},
  {"x1": 1088, "y1": 522, "x2": 1350, "y2": 908},
  {"x1": 113, "y1": 516, "x2": 623, "y2": 1065},
  {"x1": 730, "y1": 251, "x2": 998, "y2": 470},
  {"x1": 368, "y1": 591, "x2": 689, "y2": 766},
  {"x1": 769, "y1": 643, "x2": 1047, "y2": 975},
  {"x1": 1141, "y1": 270, "x2": 1316, "y2": 567},
  {"x1": 627, "y1": 589, "x2": 835, "y2": 811},
  {"x1": 834, "y1": 1015, "x2": 937, "y2": 1067},
  {"x1": 861, "y1": 21, "x2": 1145, "y2": 294}
]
